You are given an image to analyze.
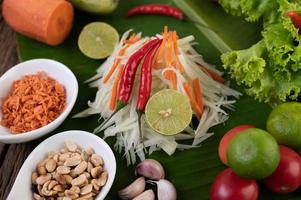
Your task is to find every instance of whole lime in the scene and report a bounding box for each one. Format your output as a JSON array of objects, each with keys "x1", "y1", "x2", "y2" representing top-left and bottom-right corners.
[
  {"x1": 227, "y1": 128, "x2": 280, "y2": 180},
  {"x1": 267, "y1": 102, "x2": 301, "y2": 148}
]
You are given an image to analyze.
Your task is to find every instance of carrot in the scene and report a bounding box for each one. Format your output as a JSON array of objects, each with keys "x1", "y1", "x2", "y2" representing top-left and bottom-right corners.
[
  {"x1": 109, "y1": 65, "x2": 125, "y2": 111},
  {"x1": 173, "y1": 32, "x2": 185, "y2": 72},
  {"x1": 198, "y1": 63, "x2": 225, "y2": 83},
  {"x1": 103, "y1": 59, "x2": 121, "y2": 84},
  {"x1": 192, "y1": 79, "x2": 204, "y2": 114},
  {"x1": 183, "y1": 81, "x2": 202, "y2": 117},
  {"x1": 156, "y1": 26, "x2": 169, "y2": 64},
  {"x1": 171, "y1": 73, "x2": 177, "y2": 90},
  {"x1": 203, "y1": 68, "x2": 225, "y2": 83},
  {"x1": 166, "y1": 32, "x2": 174, "y2": 67},
  {"x1": 3, "y1": 0, "x2": 74, "y2": 46},
  {"x1": 103, "y1": 34, "x2": 141, "y2": 83}
]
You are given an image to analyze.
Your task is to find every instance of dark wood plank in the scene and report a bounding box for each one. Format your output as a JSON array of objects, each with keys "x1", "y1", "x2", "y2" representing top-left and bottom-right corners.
[{"x1": 0, "y1": 1, "x2": 38, "y2": 199}]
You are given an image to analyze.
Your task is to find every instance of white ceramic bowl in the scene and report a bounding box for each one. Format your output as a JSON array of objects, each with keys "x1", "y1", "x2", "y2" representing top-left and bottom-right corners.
[
  {"x1": 0, "y1": 59, "x2": 78, "y2": 143},
  {"x1": 7, "y1": 130, "x2": 117, "y2": 200}
]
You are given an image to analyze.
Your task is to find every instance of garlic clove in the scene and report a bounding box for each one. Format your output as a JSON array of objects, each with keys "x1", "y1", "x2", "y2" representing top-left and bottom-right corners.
[
  {"x1": 118, "y1": 177, "x2": 146, "y2": 200},
  {"x1": 135, "y1": 159, "x2": 165, "y2": 180},
  {"x1": 133, "y1": 190, "x2": 155, "y2": 200},
  {"x1": 148, "y1": 179, "x2": 177, "y2": 200}
]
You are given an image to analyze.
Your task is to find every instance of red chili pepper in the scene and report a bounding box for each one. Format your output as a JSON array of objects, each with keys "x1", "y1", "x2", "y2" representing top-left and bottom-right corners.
[
  {"x1": 97, "y1": 39, "x2": 161, "y2": 129},
  {"x1": 126, "y1": 4, "x2": 184, "y2": 20},
  {"x1": 284, "y1": 11, "x2": 301, "y2": 33},
  {"x1": 136, "y1": 41, "x2": 162, "y2": 112},
  {"x1": 118, "y1": 38, "x2": 161, "y2": 107}
]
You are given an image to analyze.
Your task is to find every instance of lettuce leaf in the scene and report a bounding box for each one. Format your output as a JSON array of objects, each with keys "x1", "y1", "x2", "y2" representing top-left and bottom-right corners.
[
  {"x1": 219, "y1": 0, "x2": 277, "y2": 22},
  {"x1": 221, "y1": 0, "x2": 301, "y2": 105},
  {"x1": 221, "y1": 40, "x2": 266, "y2": 87}
]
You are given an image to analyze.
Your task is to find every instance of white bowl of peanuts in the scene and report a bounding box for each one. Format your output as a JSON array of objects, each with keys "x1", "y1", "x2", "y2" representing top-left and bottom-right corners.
[
  {"x1": 7, "y1": 130, "x2": 117, "y2": 200},
  {"x1": 0, "y1": 59, "x2": 78, "y2": 143}
]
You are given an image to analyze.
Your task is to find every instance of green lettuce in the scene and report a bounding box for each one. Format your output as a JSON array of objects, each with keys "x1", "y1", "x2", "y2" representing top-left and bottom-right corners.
[
  {"x1": 221, "y1": 0, "x2": 301, "y2": 105},
  {"x1": 219, "y1": 0, "x2": 278, "y2": 22}
]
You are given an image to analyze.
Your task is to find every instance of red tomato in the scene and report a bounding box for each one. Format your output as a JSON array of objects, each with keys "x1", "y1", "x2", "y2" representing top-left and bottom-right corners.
[
  {"x1": 263, "y1": 145, "x2": 301, "y2": 193},
  {"x1": 218, "y1": 125, "x2": 254, "y2": 165},
  {"x1": 210, "y1": 168, "x2": 258, "y2": 200}
]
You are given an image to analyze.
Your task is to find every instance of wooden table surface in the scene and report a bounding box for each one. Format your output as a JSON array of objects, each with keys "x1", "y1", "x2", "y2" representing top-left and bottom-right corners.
[{"x1": 0, "y1": 1, "x2": 38, "y2": 198}]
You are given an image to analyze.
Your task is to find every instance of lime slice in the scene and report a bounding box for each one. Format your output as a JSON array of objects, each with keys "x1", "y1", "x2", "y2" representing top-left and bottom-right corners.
[
  {"x1": 145, "y1": 89, "x2": 192, "y2": 136},
  {"x1": 78, "y1": 22, "x2": 119, "y2": 59},
  {"x1": 69, "y1": 0, "x2": 119, "y2": 14}
]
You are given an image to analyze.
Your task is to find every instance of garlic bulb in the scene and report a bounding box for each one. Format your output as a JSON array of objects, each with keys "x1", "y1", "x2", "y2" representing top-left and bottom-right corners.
[
  {"x1": 118, "y1": 177, "x2": 146, "y2": 199},
  {"x1": 133, "y1": 190, "x2": 155, "y2": 200},
  {"x1": 148, "y1": 179, "x2": 177, "y2": 200},
  {"x1": 135, "y1": 159, "x2": 165, "y2": 180}
]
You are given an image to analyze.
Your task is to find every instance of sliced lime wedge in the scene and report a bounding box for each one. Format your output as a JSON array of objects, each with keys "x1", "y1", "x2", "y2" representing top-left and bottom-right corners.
[
  {"x1": 78, "y1": 22, "x2": 119, "y2": 59},
  {"x1": 145, "y1": 89, "x2": 192, "y2": 136}
]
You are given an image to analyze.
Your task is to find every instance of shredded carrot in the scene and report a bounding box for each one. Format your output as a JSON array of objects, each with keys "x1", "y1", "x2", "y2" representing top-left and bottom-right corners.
[
  {"x1": 104, "y1": 34, "x2": 141, "y2": 84},
  {"x1": 0, "y1": 72, "x2": 66, "y2": 134},
  {"x1": 173, "y1": 31, "x2": 185, "y2": 72},
  {"x1": 156, "y1": 26, "x2": 168, "y2": 64},
  {"x1": 109, "y1": 64, "x2": 125, "y2": 111},
  {"x1": 162, "y1": 70, "x2": 177, "y2": 90},
  {"x1": 198, "y1": 63, "x2": 225, "y2": 83},
  {"x1": 153, "y1": 61, "x2": 162, "y2": 69},
  {"x1": 183, "y1": 81, "x2": 202, "y2": 117},
  {"x1": 173, "y1": 32, "x2": 180, "y2": 55},
  {"x1": 166, "y1": 32, "x2": 174, "y2": 67},
  {"x1": 124, "y1": 33, "x2": 141, "y2": 45},
  {"x1": 103, "y1": 59, "x2": 121, "y2": 84},
  {"x1": 171, "y1": 73, "x2": 177, "y2": 90},
  {"x1": 192, "y1": 79, "x2": 204, "y2": 114}
]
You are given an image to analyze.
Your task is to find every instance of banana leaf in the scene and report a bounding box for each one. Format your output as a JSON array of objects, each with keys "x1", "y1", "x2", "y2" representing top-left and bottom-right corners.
[{"x1": 16, "y1": 0, "x2": 301, "y2": 199}]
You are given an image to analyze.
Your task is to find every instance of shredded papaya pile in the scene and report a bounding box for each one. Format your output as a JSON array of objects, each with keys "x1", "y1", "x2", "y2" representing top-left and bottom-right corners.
[
  {"x1": 76, "y1": 27, "x2": 240, "y2": 165},
  {"x1": 0, "y1": 72, "x2": 66, "y2": 134}
]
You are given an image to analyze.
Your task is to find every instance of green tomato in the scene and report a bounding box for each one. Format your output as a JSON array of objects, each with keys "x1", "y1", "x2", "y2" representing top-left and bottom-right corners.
[
  {"x1": 267, "y1": 102, "x2": 301, "y2": 148},
  {"x1": 227, "y1": 128, "x2": 280, "y2": 180},
  {"x1": 68, "y1": 0, "x2": 119, "y2": 15}
]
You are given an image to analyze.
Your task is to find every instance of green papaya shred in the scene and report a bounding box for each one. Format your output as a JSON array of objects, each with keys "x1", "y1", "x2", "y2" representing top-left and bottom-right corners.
[{"x1": 220, "y1": 0, "x2": 301, "y2": 105}]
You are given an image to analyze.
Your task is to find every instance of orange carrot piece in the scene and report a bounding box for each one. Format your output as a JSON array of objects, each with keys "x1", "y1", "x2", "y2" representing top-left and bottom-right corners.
[
  {"x1": 3, "y1": 0, "x2": 74, "y2": 46},
  {"x1": 104, "y1": 34, "x2": 142, "y2": 83},
  {"x1": 166, "y1": 32, "x2": 174, "y2": 67},
  {"x1": 171, "y1": 73, "x2": 177, "y2": 90},
  {"x1": 173, "y1": 32, "x2": 185, "y2": 72},
  {"x1": 103, "y1": 59, "x2": 120, "y2": 84},
  {"x1": 173, "y1": 32, "x2": 180, "y2": 55},
  {"x1": 124, "y1": 35, "x2": 140, "y2": 45},
  {"x1": 198, "y1": 63, "x2": 225, "y2": 83},
  {"x1": 103, "y1": 44, "x2": 130, "y2": 83},
  {"x1": 192, "y1": 79, "x2": 204, "y2": 114},
  {"x1": 119, "y1": 45, "x2": 128, "y2": 55},
  {"x1": 156, "y1": 26, "x2": 168, "y2": 63},
  {"x1": 204, "y1": 68, "x2": 225, "y2": 83},
  {"x1": 163, "y1": 70, "x2": 176, "y2": 89},
  {"x1": 183, "y1": 81, "x2": 202, "y2": 117},
  {"x1": 109, "y1": 65, "x2": 125, "y2": 111}
]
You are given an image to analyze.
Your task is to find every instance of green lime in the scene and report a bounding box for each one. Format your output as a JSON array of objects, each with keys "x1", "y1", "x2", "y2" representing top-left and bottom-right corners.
[
  {"x1": 145, "y1": 89, "x2": 192, "y2": 136},
  {"x1": 68, "y1": 0, "x2": 119, "y2": 14},
  {"x1": 267, "y1": 102, "x2": 301, "y2": 148},
  {"x1": 227, "y1": 128, "x2": 280, "y2": 180},
  {"x1": 78, "y1": 22, "x2": 119, "y2": 59}
]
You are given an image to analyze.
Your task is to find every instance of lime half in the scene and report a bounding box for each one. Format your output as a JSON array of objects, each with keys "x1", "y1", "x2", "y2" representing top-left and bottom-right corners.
[
  {"x1": 78, "y1": 22, "x2": 119, "y2": 59},
  {"x1": 145, "y1": 89, "x2": 192, "y2": 136}
]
